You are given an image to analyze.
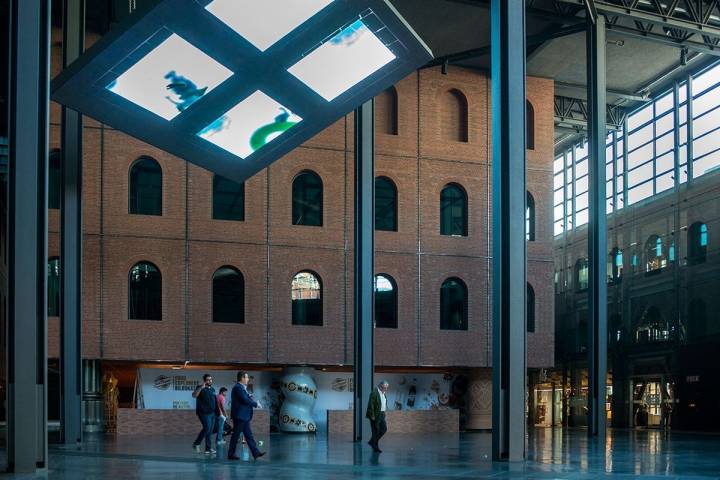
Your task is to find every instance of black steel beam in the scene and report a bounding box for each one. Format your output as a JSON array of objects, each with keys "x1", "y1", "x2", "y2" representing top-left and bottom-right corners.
[
  {"x1": 586, "y1": 14, "x2": 608, "y2": 440},
  {"x1": 353, "y1": 100, "x2": 375, "y2": 443},
  {"x1": 491, "y1": 0, "x2": 527, "y2": 462},
  {"x1": 7, "y1": 0, "x2": 50, "y2": 472},
  {"x1": 560, "y1": 0, "x2": 720, "y2": 39},
  {"x1": 424, "y1": 23, "x2": 585, "y2": 68},
  {"x1": 60, "y1": 0, "x2": 85, "y2": 447}
]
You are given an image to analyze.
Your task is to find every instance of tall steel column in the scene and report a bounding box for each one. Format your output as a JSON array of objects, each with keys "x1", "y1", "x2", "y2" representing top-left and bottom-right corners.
[
  {"x1": 586, "y1": 15, "x2": 608, "y2": 439},
  {"x1": 353, "y1": 100, "x2": 375, "y2": 442},
  {"x1": 491, "y1": 0, "x2": 527, "y2": 462},
  {"x1": 7, "y1": 0, "x2": 50, "y2": 472},
  {"x1": 60, "y1": 0, "x2": 85, "y2": 446}
]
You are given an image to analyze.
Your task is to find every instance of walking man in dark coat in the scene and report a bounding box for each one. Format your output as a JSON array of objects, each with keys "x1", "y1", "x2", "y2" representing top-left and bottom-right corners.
[
  {"x1": 228, "y1": 371, "x2": 266, "y2": 461},
  {"x1": 366, "y1": 380, "x2": 389, "y2": 453}
]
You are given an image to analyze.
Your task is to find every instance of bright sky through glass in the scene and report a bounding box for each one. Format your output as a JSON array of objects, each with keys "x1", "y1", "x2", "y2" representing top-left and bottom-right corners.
[
  {"x1": 288, "y1": 20, "x2": 396, "y2": 101},
  {"x1": 197, "y1": 91, "x2": 302, "y2": 159},
  {"x1": 107, "y1": 34, "x2": 232, "y2": 120},
  {"x1": 205, "y1": 0, "x2": 334, "y2": 51}
]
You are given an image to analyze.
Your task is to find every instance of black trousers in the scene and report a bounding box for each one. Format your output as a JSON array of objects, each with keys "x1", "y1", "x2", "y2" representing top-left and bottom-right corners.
[
  {"x1": 228, "y1": 418, "x2": 260, "y2": 458},
  {"x1": 370, "y1": 412, "x2": 387, "y2": 447}
]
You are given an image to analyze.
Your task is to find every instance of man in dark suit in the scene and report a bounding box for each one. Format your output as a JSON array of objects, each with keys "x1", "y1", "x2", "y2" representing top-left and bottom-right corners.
[
  {"x1": 228, "y1": 371, "x2": 266, "y2": 461},
  {"x1": 366, "y1": 380, "x2": 389, "y2": 453}
]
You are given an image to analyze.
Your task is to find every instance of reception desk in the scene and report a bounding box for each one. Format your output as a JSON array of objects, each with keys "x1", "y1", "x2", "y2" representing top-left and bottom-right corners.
[
  {"x1": 326, "y1": 409, "x2": 459, "y2": 437},
  {"x1": 117, "y1": 408, "x2": 270, "y2": 437}
]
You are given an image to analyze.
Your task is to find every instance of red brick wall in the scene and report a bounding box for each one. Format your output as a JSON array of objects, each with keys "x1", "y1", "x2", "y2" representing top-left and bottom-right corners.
[{"x1": 48, "y1": 57, "x2": 555, "y2": 368}]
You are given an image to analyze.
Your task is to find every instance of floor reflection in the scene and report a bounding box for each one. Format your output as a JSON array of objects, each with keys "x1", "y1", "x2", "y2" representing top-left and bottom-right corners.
[{"x1": 2, "y1": 428, "x2": 719, "y2": 478}]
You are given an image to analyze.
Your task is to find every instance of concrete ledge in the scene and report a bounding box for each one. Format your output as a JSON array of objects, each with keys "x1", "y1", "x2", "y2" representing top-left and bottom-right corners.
[
  {"x1": 117, "y1": 409, "x2": 270, "y2": 437},
  {"x1": 327, "y1": 409, "x2": 459, "y2": 437}
]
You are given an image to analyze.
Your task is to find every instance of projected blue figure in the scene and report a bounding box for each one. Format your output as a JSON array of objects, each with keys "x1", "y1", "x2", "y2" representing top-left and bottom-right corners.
[
  {"x1": 330, "y1": 19, "x2": 368, "y2": 47},
  {"x1": 164, "y1": 70, "x2": 208, "y2": 113}
]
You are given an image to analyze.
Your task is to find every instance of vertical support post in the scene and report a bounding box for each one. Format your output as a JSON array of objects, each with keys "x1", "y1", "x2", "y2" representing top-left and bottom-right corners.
[
  {"x1": 353, "y1": 100, "x2": 375, "y2": 442},
  {"x1": 686, "y1": 76, "x2": 694, "y2": 182},
  {"x1": 586, "y1": 15, "x2": 608, "y2": 439},
  {"x1": 60, "y1": 0, "x2": 85, "y2": 445},
  {"x1": 7, "y1": 0, "x2": 50, "y2": 472},
  {"x1": 491, "y1": 0, "x2": 527, "y2": 462}
]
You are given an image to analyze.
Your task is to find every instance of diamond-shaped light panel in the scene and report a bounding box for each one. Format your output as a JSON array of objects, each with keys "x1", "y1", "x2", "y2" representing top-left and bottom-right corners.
[
  {"x1": 198, "y1": 90, "x2": 302, "y2": 159},
  {"x1": 288, "y1": 19, "x2": 396, "y2": 102},
  {"x1": 205, "y1": 0, "x2": 334, "y2": 52},
  {"x1": 106, "y1": 34, "x2": 232, "y2": 120}
]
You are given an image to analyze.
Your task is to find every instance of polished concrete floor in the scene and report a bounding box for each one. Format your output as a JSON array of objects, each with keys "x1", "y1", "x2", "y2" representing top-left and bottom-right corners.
[{"x1": 3, "y1": 428, "x2": 720, "y2": 479}]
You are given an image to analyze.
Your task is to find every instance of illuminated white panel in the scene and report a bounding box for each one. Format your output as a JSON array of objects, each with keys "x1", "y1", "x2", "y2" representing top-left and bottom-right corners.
[
  {"x1": 288, "y1": 20, "x2": 396, "y2": 101},
  {"x1": 206, "y1": 0, "x2": 334, "y2": 51},
  {"x1": 107, "y1": 34, "x2": 232, "y2": 120},
  {"x1": 197, "y1": 91, "x2": 302, "y2": 158}
]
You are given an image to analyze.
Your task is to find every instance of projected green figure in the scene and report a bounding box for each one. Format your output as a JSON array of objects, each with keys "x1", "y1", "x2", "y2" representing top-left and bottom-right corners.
[{"x1": 249, "y1": 109, "x2": 299, "y2": 152}]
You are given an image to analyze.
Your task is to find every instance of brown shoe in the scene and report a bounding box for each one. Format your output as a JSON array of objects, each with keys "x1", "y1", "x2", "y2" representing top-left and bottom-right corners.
[{"x1": 253, "y1": 451, "x2": 266, "y2": 460}]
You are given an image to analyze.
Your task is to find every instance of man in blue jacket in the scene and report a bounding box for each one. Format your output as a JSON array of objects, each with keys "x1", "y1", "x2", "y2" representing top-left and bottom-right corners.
[{"x1": 228, "y1": 371, "x2": 266, "y2": 460}]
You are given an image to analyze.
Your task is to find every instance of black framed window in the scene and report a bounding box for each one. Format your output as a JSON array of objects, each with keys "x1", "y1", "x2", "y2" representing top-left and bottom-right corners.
[
  {"x1": 212, "y1": 266, "x2": 244, "y2": 323},
  {"x1": 374, "y1": 274, "x2": 397, "y2": 328},
  {"x1": 575, "y1": 258, "x2": 589, "y2": 292},
  {"x1": 376, "y1": 86, "x2": 398, "y2": 135},
  {"x1": 526, "y1": 100, "x2": 535, "y2": 150},
  {"x1": 49, "y1": 149, "x2": 61, "y2": 209},
  {"x1": 440, "y1": 277, "x2": 467, "y2": 330},
  {"x1": 212, "y1": 175, "x2": 245, "y2": 221},
  {"x1": 440, "y1": 183, "x2": 467, "y2": 236},
  {"x1": 645, "y1": 234, "x2": 666, "y2": 274},
  {"x1": 128, "y1": 261, "x2": 162, "y2": 320},
  {"x1": 442, "y1": 89, "x2": 469, "y2": 142},
  {"x1": 48, "y1": 257, "x2": 60, "y2": 316},
  {"x1": 526, "y1": 191, "x2": 535, "y2": 241},
  {"x1": 688, "y1": 222, "x2": 708, "y2": 265},
  {"x1": 292, "y1": 170, "x2": 323, "y2": 226},
  {"x1": 608, "y1": 248, "x2": 623, "y2": 284},
  {"x1": 129, "y1": 156, "x2": 162, "y2": 215},
  {"x1": 291, "y1": 271, "x2": 322, "y2": 326},
  {"x1": 527, "y1": 283, "x2": 535, "y2": 332},
  {"x1": 375, "y1": 176, "x2": 397, "y2": 232}
]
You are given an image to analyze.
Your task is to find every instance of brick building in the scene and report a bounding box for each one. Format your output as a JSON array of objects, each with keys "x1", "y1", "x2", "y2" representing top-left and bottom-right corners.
[{"x1": 14, "y1": 34, "x2": 556, "y2": 424}]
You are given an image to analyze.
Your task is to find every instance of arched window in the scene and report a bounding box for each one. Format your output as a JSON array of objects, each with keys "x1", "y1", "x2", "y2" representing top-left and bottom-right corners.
[
  {"x1": 634, "y1": 306, "x2": 669, "y2": 344},
  {"x1": 292, "y1": 170, "x2": 323, "y2": 226},
  {"x1": 687, "y1": 298, "x2": 707, "y2": 340},
  {"x1": 440, "y1": 183, "x2": 468, "y2": 236},
  {"x1": 688, "y1": 222, "x2": 708, "y2": 265},
  {"x1": 375, "y1": 176, "x2": 398, "y2": 232},
  {"x1": 374, "y1": 274, "x2": 397, "y2": 328},
  {"x1": 48, "y1": 257, "x2": 60, "y2": 316},
  {"x1": 441, "y1": 89, "x2": 468, "y2": 142},
  {"x1": 212, "y1": 266, "x2": 244, "y2": 323},
  {"x1": 575, "y1": 258, "x2": 589, "y2": 292},
  {"x1": 527, "y1": 283, "x2": 535, "y2": 333},
  {"x1": 440, "y1": 277, "x2": 468, "y2": 330},
  {"x1": 526, "y1": 191, "x2": 535, "y2": 241},
  {"x1": 608, "y1": 248, "x2": 623, "y2": 284},
  {"x1": 129, "y1": 156, "x2": 162, "y2": 215},
  {"x1": 291, "y1": 271, "x2": 322, "y2": 326},
  {"x1": 526, "y1": 100, "x2": 535, "y2": 150},
  {"x1": 212, "y1": 175, "x2": 245, "y2": 221},
  {"x1": 49, "y1": 149, "x2": 61, "y2": 210},
  {"x1": 645, "y1": 235, "x2": 666, "y2": 274},
  {"x1": 128, "y1": 261, "x2": 162, "y2": 320},
  {"x1": 376, "y1": 86, "x2": 398, "y2": 135}
]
